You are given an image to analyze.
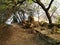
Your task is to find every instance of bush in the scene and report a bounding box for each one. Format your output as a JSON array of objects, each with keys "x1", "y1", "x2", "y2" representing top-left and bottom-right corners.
[{"x1": 55, "y1": 16, "x2": 60, "y2": 24}]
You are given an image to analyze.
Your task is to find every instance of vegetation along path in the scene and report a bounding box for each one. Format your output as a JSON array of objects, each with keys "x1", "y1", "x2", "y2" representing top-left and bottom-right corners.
[{"x1": 0, "y1": 23, "x2": 60, "y2": 45}]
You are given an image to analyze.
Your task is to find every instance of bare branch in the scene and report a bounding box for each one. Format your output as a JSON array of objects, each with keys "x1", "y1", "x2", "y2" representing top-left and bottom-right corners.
[
  {"x1": 36, "y1": 0, "x2": 46, "y2": 11},
  {"x1": 47, "y1": 0, "x2": 54, "y2": 11},
  {"x1": 34, "y1": 0, "x2": 53, "y2": 24},
  {"x1": 12, "y1": 0, "x2": 26, "y2": 12},
  {"x1": 15, "y1": 0, "x2": 26, "y2": 5}
]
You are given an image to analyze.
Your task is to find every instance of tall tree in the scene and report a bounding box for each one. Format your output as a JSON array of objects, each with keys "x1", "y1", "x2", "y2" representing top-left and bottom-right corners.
[
  {"x1": 16, "y1": 0, "x2": 54, "y2": 24},
  {"x1": 33, "y1": 0, "x2": 54, "y2": 24}
]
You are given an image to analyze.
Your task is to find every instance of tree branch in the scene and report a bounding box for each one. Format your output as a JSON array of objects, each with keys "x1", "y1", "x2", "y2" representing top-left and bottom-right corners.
[
  {"x1": 36, "y1": 0, "x2": 46, "y2": 11},
  {"x1": 47, "y1": 0, "x2": 54, "y2": 11},
  {"x1": 32, "y1": 0, "x2": 37, "y2": 3},
  {"x1": 15, "y1": 0, "x2": 26, "y2": 6},
  {"x1": 12, "y1": 0, "x2": 26, "y2": 12},
  {"x1": 34, "y1": 0, "x2": 53, "y2": 24}
]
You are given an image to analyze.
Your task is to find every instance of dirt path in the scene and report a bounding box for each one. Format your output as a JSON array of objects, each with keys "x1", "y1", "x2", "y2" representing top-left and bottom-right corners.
[{"x1": 0, "y1": 23, "x2": 54, "y2": 45}]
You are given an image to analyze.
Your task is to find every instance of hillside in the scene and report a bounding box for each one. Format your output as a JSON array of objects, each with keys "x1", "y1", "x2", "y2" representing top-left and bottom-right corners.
[{"x1": 0, "y1": 23, "x2": 60, "y2": 45}]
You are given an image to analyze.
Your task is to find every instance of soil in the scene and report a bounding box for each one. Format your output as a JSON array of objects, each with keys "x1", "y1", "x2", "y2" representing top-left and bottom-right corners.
[{"x1": 0, "y1": 23, "x2": 60, "y2": 45}]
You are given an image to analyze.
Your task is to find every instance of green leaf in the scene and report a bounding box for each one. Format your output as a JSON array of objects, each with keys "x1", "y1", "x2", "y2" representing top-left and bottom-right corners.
[
  {"x1": 27, "y1": 0, "x2": 33, "y2": 4},
  {"x1": 46, "y1": 0, "x2": 50, "y2": 4},
  {"x1": 0, "y1": 4, "x2": 7, "y2": 12},
  {"x1": 57, "y1": 31, "x2": 60, "y2": 33},
  {"x1": 51, "y1": 6, "x2": 57, "y2": 12}
]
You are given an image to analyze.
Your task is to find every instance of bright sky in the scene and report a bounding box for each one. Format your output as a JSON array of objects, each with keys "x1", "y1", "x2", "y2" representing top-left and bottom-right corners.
[{"x1": 57, "y1": 0, "x2": 60, "y2": 3}]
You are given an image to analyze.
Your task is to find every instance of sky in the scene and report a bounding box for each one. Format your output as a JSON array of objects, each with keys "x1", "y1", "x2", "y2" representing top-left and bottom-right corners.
[{"x1": 57, "y1": 0, "x2": 60, "y2": 3}]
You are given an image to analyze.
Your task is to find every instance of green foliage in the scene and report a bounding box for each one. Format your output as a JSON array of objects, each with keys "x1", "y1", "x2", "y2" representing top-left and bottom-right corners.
[
  {"x1": 56, "y1": 16, "x2": 60, "y2": 24},
  {"x1": 52, "y1": 6, "x2": 57, "y2": 12},
  {"x1": 0, "y1": 0, "x2": 13, "y2": 13},
  {"x1": 0, "y1": 4, "x2": 7, "y2": 12},
  {"x1": 45, "y1": 0, "x2": 51, "y2": 4},
  {"x1": 0, "y1": 17, "x2": 2, "y2": 24},
  {"x1": 27, "y1": 0, "x2": 33, "y2": 4},
  {"x1": 40, "y1": 21, "x2": 46, "y2": 25},
  {"x1": 57, "y1": 28, "x2": 60, "y2": 33},
  {"x1": 50, "y1": 6, "x2": 57, "y2": 13}
]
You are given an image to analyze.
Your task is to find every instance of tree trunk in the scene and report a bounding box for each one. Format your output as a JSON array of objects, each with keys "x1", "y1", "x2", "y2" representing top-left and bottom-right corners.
[
  {"x1": 34, "y1": 0, "x2": 54, "y2": 24},
  {"x1": 45, "y1": 10, "x2": 52, "y2": 24}
]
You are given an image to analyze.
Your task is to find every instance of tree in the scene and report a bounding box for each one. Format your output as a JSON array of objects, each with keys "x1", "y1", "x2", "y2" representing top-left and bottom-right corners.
[
  {"x1": 33, "y1": 0, "x2": 54, "y2": 24},
  {"x1": 12, "y1": 0, "x2": 54, "y2": 24},
  {"x1": 0, "y1": 0, "x2": 57, "y2": 24},
  {"x1": 0, "y1": 0, "x2": 26, "y2": 24}
]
